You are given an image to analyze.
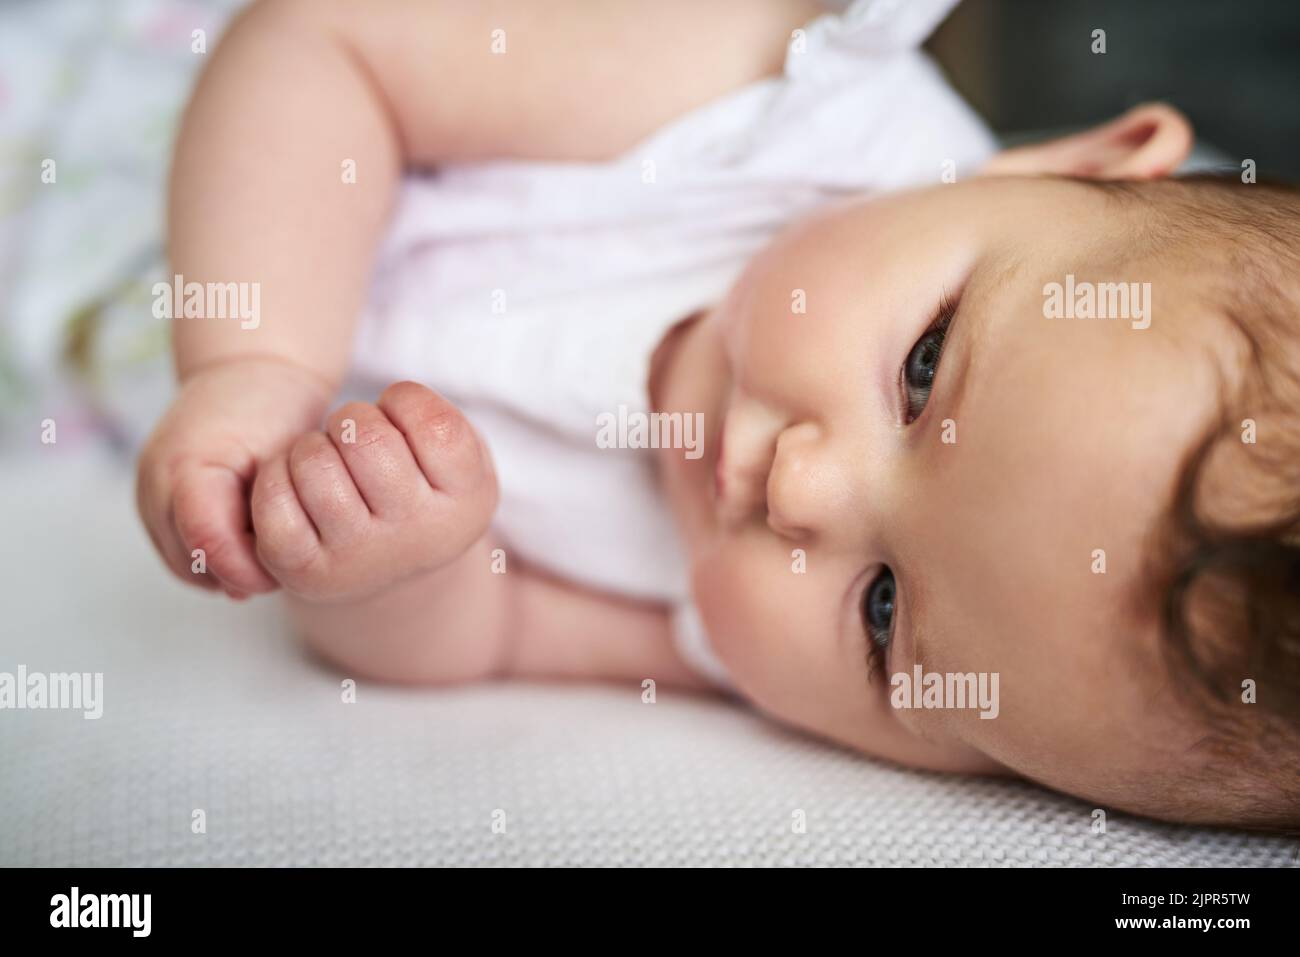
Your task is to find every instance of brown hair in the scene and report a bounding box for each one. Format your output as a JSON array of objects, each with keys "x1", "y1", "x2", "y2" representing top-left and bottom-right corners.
[{"x1": 1110, "y1": 174, "x2": 1300, "y2": 830}]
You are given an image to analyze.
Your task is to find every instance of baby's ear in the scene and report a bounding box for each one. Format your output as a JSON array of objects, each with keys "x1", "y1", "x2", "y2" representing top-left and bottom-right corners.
[{"x1": 981, "y1": 102, "x2": 1193, "y2": 180}]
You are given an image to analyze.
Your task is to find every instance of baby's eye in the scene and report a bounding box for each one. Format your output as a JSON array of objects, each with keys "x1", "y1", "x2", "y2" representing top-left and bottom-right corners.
[
  {"x1": 900, "y1": 296, "x2": 956, "y2": 423},
  {"x1": 901, "y1": 323, "x2": 949, "y2": 422},
  {"x1": 861, "y1": 567, "x2": 896, "y2": 655}
]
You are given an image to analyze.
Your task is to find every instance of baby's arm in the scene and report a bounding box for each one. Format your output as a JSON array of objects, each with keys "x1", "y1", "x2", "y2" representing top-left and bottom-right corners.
[
  {"x1": 139, "y1": 0, "x2": 406, "y2": 596},
  {"x1": 289, "y1": 541, "x2": 713, "y2": 690},
  {"x1": 175, "y1": 0, "x2": 813, "y2": 362},
  {"x1": 143, "y1": 0, "x2": 812, "y2": 684},
  {"x1": 167, "y1": 0, "x2": 396, "y2": 386},
  {"x1": 143, "y1": 0, "x2": 811, "y2": 595},
  {"x1": 242, "y1": 378, "x2": 711, "y2": 691}
]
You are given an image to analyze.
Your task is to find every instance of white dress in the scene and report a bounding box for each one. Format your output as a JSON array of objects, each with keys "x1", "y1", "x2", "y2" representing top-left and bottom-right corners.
[{"x1": 350, "y1": 0, "x2": 996, "y2": 686}]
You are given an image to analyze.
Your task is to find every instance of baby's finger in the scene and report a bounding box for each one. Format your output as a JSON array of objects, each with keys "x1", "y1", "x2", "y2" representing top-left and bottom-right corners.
[
  {"x1": 250, "y1": 453, "x2": 321, "y2": 578},
  {"x1": 326, "y1": 401, "x2": 427, "y2": 518},
  {"x1": 172, "y1": 464, "x2": 279, "y2": 594},
  {"x1": 135, "y1": 464, "x2": 220, "y2": 590},
  {"x1": 377, "y1": 381, "x2": 490, "y2": 496},
  {"x1": 163, "y1": 509, "x2": 222, "y2": 591},
  {"x1": 287, "y1": 432, "x2": 369, "y2": 545}
]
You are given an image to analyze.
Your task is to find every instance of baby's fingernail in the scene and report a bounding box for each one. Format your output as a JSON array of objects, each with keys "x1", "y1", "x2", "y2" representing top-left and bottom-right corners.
[{"x1": 225, "y1": 588, "x2": 248, "y2": 601}]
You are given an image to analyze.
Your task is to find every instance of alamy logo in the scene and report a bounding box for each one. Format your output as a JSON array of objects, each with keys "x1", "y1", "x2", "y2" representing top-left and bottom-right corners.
[
  {"x1": 0, "y1": 666, "x2": 103, "y2": 719},
  {"x1": 595, "y1": 405, "x2": 704, "y2": 459},
  {"x1": 152, "y1": 273, "x2": 261, "y2": 329},
  {"x1": 50, "y1": 887, "x2": 151, "y2": 937},
  {"x1": 890, "y1": 665, "x2": 1000, "y2": 719},
  {"x1": 1042, "y1": 273, "x2": 1151, "y2": 329}
]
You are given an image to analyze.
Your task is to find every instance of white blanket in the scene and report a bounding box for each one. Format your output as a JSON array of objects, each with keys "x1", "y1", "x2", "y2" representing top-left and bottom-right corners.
[{"x1": 0, "y1": 450, "x2": 1292, "y2": 866}]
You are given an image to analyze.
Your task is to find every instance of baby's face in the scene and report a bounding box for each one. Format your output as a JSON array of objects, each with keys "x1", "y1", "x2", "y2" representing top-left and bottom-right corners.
[{"x1": 657, "y1": 176, "x2": 1243, "y2": 818}]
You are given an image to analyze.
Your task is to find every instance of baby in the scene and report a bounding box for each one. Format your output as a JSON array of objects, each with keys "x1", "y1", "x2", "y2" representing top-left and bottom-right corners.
[{"x1": 136, "y1": 0, "x2": 1300, "y2": 830}]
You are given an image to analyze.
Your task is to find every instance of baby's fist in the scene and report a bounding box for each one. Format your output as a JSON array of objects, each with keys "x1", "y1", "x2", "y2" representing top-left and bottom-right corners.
[
  {"x1": 136, "y1": 356, "x2": 332, "y2": 597},
  {"x1": 250, "y1": 382, "x2": 498, "y2": 602}
]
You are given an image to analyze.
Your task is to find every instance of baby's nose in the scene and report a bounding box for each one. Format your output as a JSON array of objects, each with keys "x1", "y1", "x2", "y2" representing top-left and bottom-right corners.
[{"x1": 765, "y1": 423, "x2": 843, "y2": 542}]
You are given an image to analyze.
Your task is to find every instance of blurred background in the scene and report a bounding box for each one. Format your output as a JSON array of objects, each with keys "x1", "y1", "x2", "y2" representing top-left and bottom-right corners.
[{"x1": 929, "y1": 0, "x2": 1300, "y2": 174}]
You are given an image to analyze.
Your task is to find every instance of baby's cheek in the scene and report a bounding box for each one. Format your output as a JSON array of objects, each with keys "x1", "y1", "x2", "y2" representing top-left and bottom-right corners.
[
  {"x1": 689, "y1": 534, "x2": 833, "y2": 715},
  {"x1": 689, "y1": 539, "x2": 783, "y2": 693},
  {"x1": 690, "y1": 545, "x2": 749, "y2": 663}
]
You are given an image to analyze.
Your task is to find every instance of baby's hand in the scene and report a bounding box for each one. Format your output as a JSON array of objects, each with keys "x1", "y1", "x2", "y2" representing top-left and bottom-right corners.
[
  {"x1": 249, "y1": 382, "x2": 499, "y2": 603},
  {"x1": 136, "y1": 356, "x2": 333, "y2": 597}
]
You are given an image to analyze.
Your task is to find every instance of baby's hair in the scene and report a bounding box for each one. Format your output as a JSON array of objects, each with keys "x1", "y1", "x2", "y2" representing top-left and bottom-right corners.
[{"x1": 1096, "y1": 174, "x2": 1300, "y2": 830}]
